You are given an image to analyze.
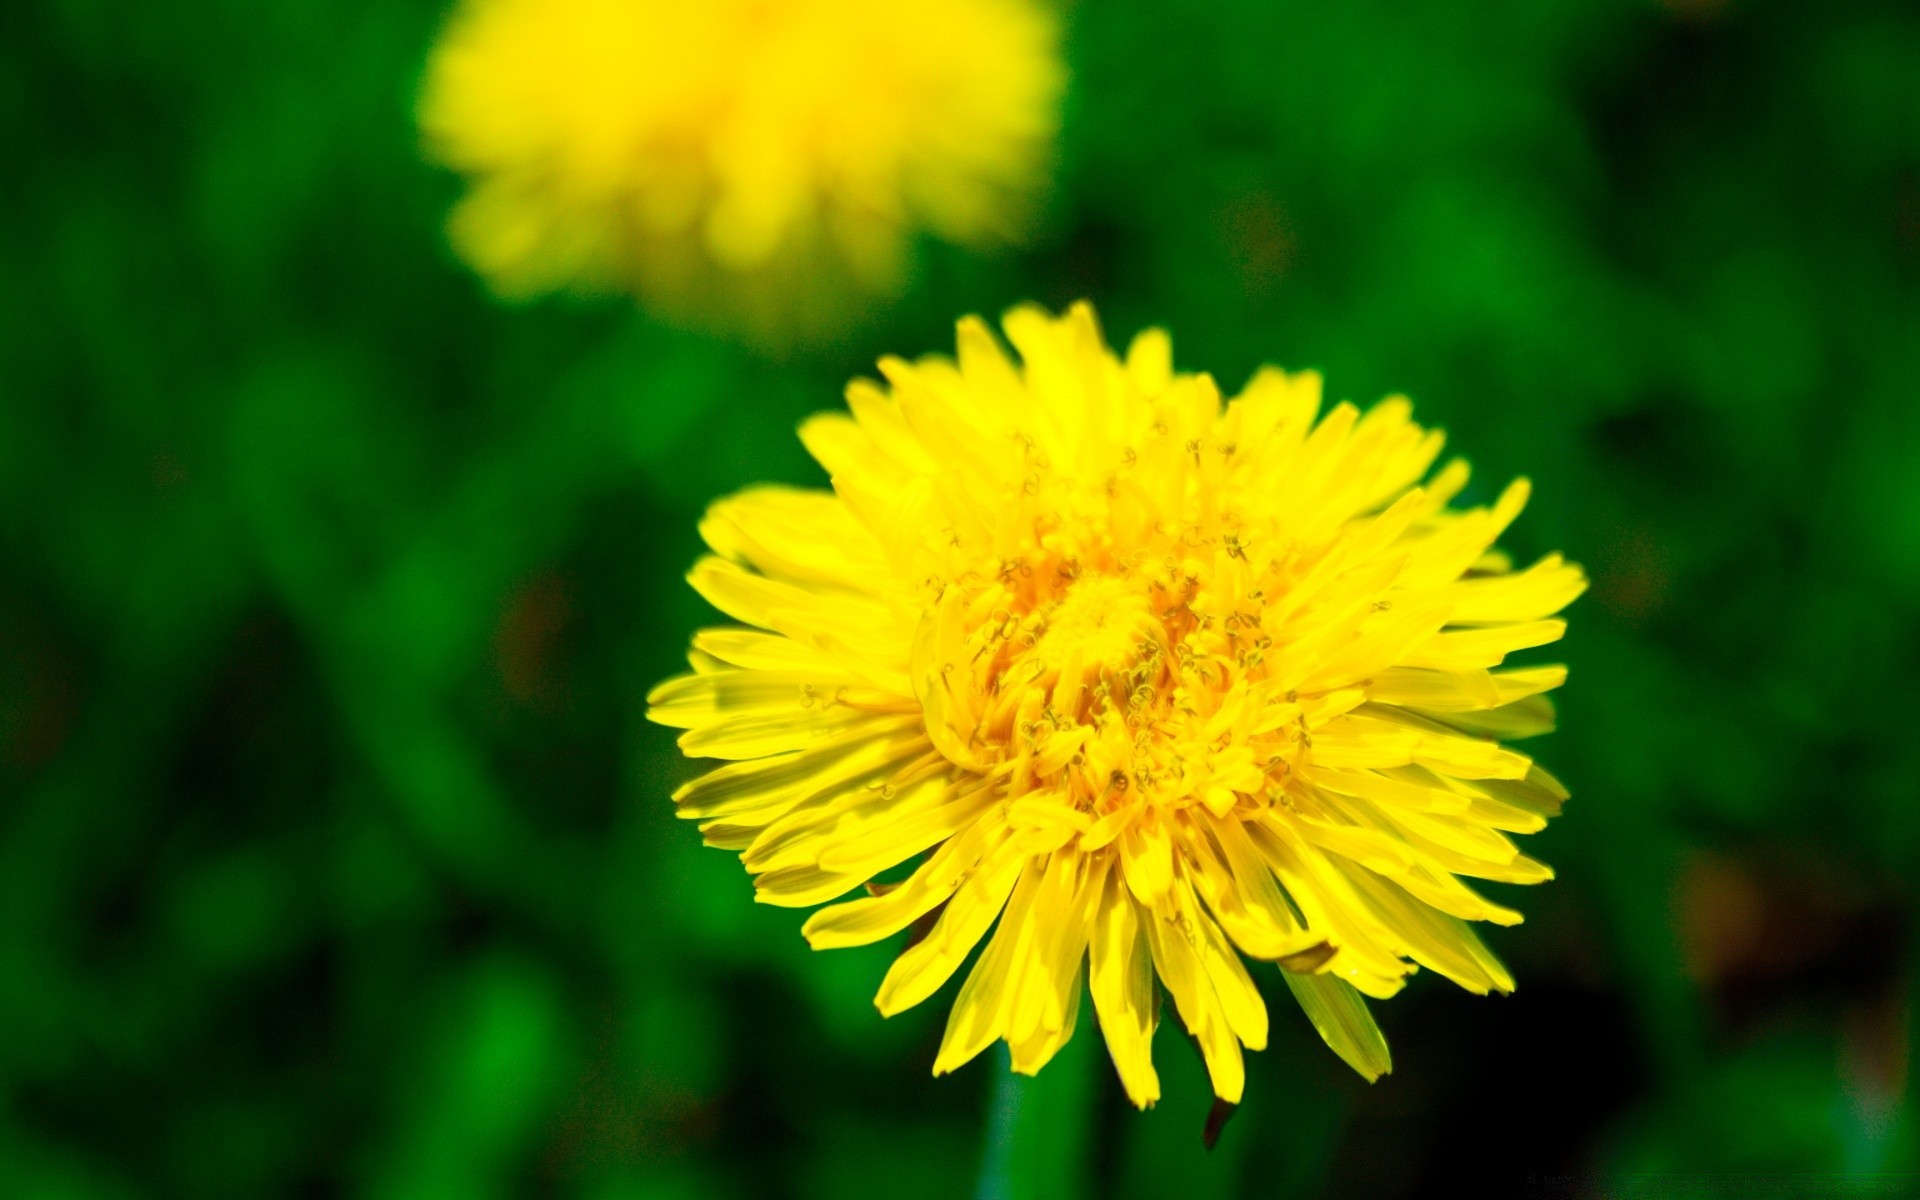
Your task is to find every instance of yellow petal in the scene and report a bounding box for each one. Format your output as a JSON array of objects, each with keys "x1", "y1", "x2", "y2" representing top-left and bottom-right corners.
[
  {"x1": 909, "y1": 585, "x2": 988, "y2": 773},
  {"x1": 875, "y1": 838, "x2": 1028, "y2": 1016},
  {"x1": 677, "y1": 704, "x2": 886, "y2": 761},
  {"x1": 1430, "y1": 694, "x2": 1558, "y2": 740},
  {"x1": 1339, "y1": 865, "x2": 1514, "y2": 994},
  {"x1": 1088, "y1": 868, "x2": 1159, "y2": 1108},
  {"x1": 933, "y1": 857, "x2": 1046, "y2": 1075},
  {"x1": 648, "y1": 670, "x2": 910, "y2": 729},
  {"x1": 1142, "y1": 880, "x2": 1244, "y2": 1103},
  {"x1": 1282, "y1": 972, "x2": 1391, "y2": 1082},
  {"x1": 1118, "y1": 816, "x2": 1174, "y2": 907},
  {"x1": 1007, "y1": 847, "x2": 1103, "y2": 1054},
  {"x1": 802, "y1": 817, "x2": 1009, "y2": 950},
  {"x1": 690, "y1": 628, "x2": 846, "y2": 673},
  {"x1": 1367, "y1": 665, "x2": 1565, "y2": 713},
  {"x1": 669, "y1": 717, "x2": 925, "y2": 821},
  {"x1": 1445, "y1": 554, "x2": 1588, "y2": 625},
  {"x1": 700, "y1": 485, "x2": 892, "y2": 592},
  {"x1": 687, "y1": 556, "x2": 911, "y2": 678}
]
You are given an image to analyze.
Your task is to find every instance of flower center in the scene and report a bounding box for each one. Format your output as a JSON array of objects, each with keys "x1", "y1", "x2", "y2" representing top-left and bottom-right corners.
[
  {"x1": 1023, "y1": 576, "x2": 1169, "y2": 720},
  {"x1": 915, "y1": 542, "x2": 1306, "y2": 833}
]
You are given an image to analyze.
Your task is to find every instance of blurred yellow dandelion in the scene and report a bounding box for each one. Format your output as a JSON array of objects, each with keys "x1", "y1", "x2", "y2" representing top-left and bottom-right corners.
[
  {"x1": 418, "y1": 0, "x2": 1064, "y2": 338},
  {"x1": 648, "y1": 303, "x2": 1585, "y2": 1105}
]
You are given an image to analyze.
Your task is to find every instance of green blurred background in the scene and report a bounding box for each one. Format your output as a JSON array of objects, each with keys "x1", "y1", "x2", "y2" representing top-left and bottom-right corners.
[{"x1": 5, "y1": 0, "x2": 1918, "y2": 1195}]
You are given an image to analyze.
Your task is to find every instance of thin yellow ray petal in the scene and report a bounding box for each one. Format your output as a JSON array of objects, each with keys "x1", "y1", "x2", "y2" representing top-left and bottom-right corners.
[
  {"x1": 1282, "y1": 972, "x2": 1391, "y2": 1082},
  {"x1": 1088, "y1": 868, "x2": 1159, "y2": 1108},
  {"x1": 909, "y1": 584, "x2": 989, "y2": 773},
  {"x1": 648, "y1": 670, "x2": 913, "y2": 729},
  {"x1": 1459, "y1": 763, "x2": 1570, "y2": 819},
  {"x1": 1413, "y1": 740, "x2": 1532, "y2": 782},
  {"x1": 813, "y1": 786, "x2": 999, "y2": 877},
  {"x1": 1118, "y1": 816, "x2": 1174, "y2": 907},
  {"x1": 1320, "y1": 785, "x2": 1552, "y2": 890},
  {"x1": 843, "y1": 378, "x2": 937, "y2": 476},
  {"x1": 798, "y1": 411, "x2": 914, "y2": 494},
  {"x1": 889, "y1": 374, "x2": 1014, "y2": 513},
  {"x1": 1191, "y1": 892, "x2": 1268, "y2": 1052},
  {"x1": 1143, "y1": 883, "x2": 1244, "y2": 1103},
  {"x1": 1413, "y1": 457, "x2": 1471, "y2": 514},
  {"x1": 700, "y1": 485, "x2": 892, "y2": 592},
  {"x1": 1008, "y1": 968, "x2": 1084, "y2": 1076},
  {"x1": 1335, "y1": 864, "x2": 1509, "y2": 993},
  {"x1": 934, "y1": 857, "x2": 1047, "y2": 1075},
  {"x1": 751, "y1": 862, "x2": 868, "y2": 908},
  {"x1": 1336, "y1": 791, "x2": 1521, "y2": 867},
  {"x1": 1288, "y1": 596, "x2": 1456, "y2": 696},
  {"x1": 1381, "y1": 859, "x2": 1526, "y2": 926},
  {"x1": 1266, "y1": 490, "x2": 1425, "y2": 627},
  {"x1": 802, "y1": 817, "x2": 1010, "y2": 950},
  {"x1": 676, "y1": 704, "x2": 886, "y2": 761},
  {"x1": 955, "y1": 314, "x2": 1025, "y2": 398},
  {"x1": 1401, "y1": 620, "x2": 1568, "y2": 672},
  {"x1": 742, "y1": 766, "x2": 956, "y2": 873},
  {"x1": 875, "y1": 838, "x2": 1028, "y2": 1016},
  {"x1": 1311, "y1": 766, "x2": 1473, "y2": 816},
  {"x1": 686, "y1": 649, "x2": 728, "y2": 675},
  {"x1": 1445, "y1": 554, "x2": 1588, "y2": 625},
  {"x1": 689, "y1": 628, "x2": 846, "y2": 674},
  {"x1": 1304, "y1": 714, "x2": 1422, "y2": 770},
  {"x1": 1124, "y1": 327, "x2": 1173, "y2": 394},
  {"x1": 687, "y1": 556, "x2": 912, "y2": 671},
  {"x1": 1285, "y1": 403, "x2": 1361, "y2": 515},
  {"x1": 1245, "y1": 815, "x2": 1415, "y2": 997},
  {"x1": 1457, "y1": 789, "x2": 1550, "y2": 834},
  {"x1": 696, "y1": 820, "x2": 759, "y2": 851},
  {"x1": 1396, "y1": 478, "x2": 1531, "y2": 587},
  {"x1": 1182, "y1": 817, "x2": 1328, "y2": 963},
  {"x1": 1345, "y1": 715, "x2": 1539, "y2": 780},
  {"x1": 1295, "y1": 811, "x2": 1420, "y2": 876},
  {"x1": 1366, "y1": 665, "x2": 1565, "y2": 713},
  {"x1": 1467, "y1": 853, "x2": 1555, "y2": 885},
  {"x1": 1007, "y1": 847, "x2": 1099, "y2": 1050},
  {"x1": 669, "y1": 717, "x2": 925, "y2": 821},
  {"x1": 1008, "y1": 849, "x2": 1106, "y2": 1072},
  {"x1": 1427, "y1": 695, "x2": 1557, "y2": 740}
]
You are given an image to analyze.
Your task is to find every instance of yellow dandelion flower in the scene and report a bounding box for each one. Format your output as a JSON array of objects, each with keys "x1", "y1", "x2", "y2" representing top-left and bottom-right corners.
[
  {"x1": 649, "y1": 303, "x2": 1585, "y2": 1105},
  {"x1": 418, "y1": 0, "x2": 1064, "y2": 338}
]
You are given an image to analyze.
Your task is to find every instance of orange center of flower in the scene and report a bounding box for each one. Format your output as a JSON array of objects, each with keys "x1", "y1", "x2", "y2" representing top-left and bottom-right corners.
[
  {"x1": 1023, "y1": 576, "x2": 1168, "y2": 717},
  {"x1": 924, "y1": 528, "x2": 1307, "y2": 833}
]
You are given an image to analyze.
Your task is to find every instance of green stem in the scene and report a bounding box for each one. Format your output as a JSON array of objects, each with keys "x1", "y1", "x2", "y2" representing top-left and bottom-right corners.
[{"x1": 973, "y1": 1024, "x2": 1098, "y2": 1200}]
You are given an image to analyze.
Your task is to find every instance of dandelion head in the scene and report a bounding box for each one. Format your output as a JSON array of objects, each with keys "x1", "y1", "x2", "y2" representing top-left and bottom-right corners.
[
  {"x1": 418, "y1": 0, "x2": 1064, "y2": 339},
  {"x1": 650, "y1": 303, "x2": 1586, "y2": 1105}
]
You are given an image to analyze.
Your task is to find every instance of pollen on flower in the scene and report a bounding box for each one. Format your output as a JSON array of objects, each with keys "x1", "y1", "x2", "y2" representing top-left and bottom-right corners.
[{"x1": 650, "y1": 303, "x2": 1585, "y2": 1107}]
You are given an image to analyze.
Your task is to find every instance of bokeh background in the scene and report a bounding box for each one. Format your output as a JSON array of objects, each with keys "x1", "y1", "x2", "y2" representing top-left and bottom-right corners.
[{"x1": 5, "y1": 0, "x2": 1918, "y2": 1195}]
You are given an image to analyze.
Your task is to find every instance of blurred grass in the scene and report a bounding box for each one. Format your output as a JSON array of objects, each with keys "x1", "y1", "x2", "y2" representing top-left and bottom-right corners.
[{"x1": 3, "y1": 0, "x2": 1918, "y2": 1196}]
